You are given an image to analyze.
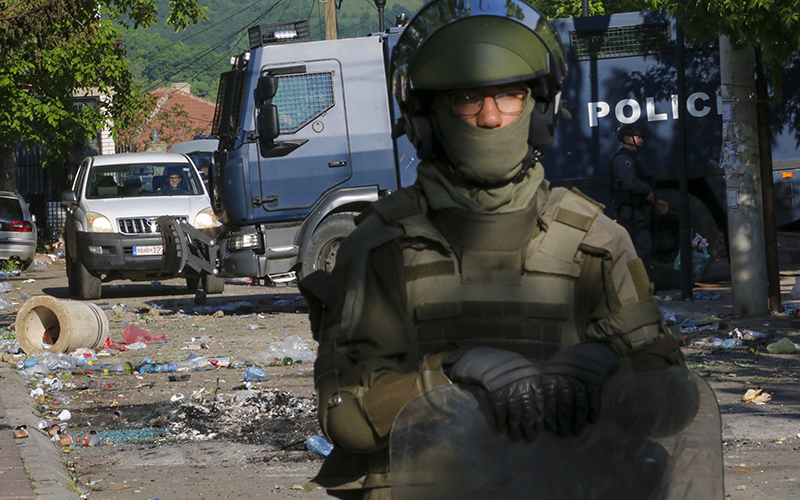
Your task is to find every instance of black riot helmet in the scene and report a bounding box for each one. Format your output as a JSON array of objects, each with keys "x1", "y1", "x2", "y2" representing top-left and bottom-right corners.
[
  {"x1": 617, "y1": 123, "x2": 647, "y2": 142},
  {"x1": 390, "y1": 0, "x2": 569, "y2": 159}
]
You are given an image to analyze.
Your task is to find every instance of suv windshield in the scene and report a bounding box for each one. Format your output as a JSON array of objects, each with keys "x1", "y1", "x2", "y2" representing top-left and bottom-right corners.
[{"x1": 87, "y1": 163, "x2": 204, "y2": 199}]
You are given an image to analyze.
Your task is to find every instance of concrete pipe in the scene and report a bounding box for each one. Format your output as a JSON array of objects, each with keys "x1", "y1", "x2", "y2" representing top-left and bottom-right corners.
[{"x1": 16, "y1": 296, "x2": 108, "y2": 354}]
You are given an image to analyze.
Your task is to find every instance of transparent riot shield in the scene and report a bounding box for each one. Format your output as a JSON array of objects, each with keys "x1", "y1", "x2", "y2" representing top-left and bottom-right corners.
[{"x1": 391, "y1": 370, "x2": 722, "y2": 500}]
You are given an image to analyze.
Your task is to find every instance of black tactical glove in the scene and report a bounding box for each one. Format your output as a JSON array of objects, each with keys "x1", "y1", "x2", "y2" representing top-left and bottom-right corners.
[
  {"x1": 443, "y1": 346, "x2": 543, "y2": 441},
  {"x1": 541, "y1": 342, "x2": 620, "y2": 437}
]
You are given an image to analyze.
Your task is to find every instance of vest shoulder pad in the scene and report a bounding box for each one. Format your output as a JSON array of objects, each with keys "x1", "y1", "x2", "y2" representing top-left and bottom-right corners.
[
  {"x1": 539, "y1": 187, "x2": 604, "y2": 230},
  {"x1": 370, "y1": 186, "x2": 424, "y2": 224}
]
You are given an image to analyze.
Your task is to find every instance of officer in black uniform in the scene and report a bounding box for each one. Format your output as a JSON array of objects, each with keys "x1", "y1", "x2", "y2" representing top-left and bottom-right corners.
[{"x1": 609, "y1": 124, "x2": 664, "y2": 261}]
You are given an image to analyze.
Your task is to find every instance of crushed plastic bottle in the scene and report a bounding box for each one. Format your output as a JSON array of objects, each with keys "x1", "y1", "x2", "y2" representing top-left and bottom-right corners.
[
  {"x1": 0, "y1": 296, "x2": 13, "y2": 311},
  {"x1": 266, "y1": 334, "x2": 317, "y2": 363},
  {"x1": 244, "y1": 366, "x2": 269, "y2": 382},
  {"x1": 0, "y1": 281, "x2": 11, "y2": 293},
  {"x1": 35, "y1": 352, "x2": 78, "y2": 372},
  {"x1": 172, "y1": 354, "x2": 212, "y2": 371},
  {"x1": 53, "y1": 395, "x2": 71, "y2": 405},
  {"x1": 103, "y1": 362, "x2": 133, "y2": 375},
  {"x1": 306, "y1": 435, "x2": 334, "y2": 456}
]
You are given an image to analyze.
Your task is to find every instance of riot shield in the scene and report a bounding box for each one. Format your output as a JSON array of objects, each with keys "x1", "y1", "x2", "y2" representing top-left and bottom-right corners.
[{"x1": 391, "y1": 370, "x2": 722, "y2": 500}]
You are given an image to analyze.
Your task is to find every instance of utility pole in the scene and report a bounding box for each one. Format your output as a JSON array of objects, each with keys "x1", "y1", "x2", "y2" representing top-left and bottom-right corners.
[
  {"x1": 719, "y1": 37, "x2": 769, "y2": 316},
  {"x1": 324, "y1": 0, "x2": 338, "y2": 40}
]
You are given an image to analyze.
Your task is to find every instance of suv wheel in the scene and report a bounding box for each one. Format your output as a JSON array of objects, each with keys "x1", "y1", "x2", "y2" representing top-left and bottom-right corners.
[
  {"x1": 76, "y1": 258, "x2": 102, "y2": 300},
  {"x1": 203, "y1": 273, "x2": 225, "y2": 294}
]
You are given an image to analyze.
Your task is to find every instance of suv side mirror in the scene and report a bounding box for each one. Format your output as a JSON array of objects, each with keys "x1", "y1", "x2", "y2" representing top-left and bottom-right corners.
[
  {"x1": 257, "y1": 75, "x2": 279, "y2": 105},
  {"x1": 61, "y1": 190, "x2": 77, "y2": 206},
  {"x1": 258, "y1": 104, "x2": 280, "y2": 153}
]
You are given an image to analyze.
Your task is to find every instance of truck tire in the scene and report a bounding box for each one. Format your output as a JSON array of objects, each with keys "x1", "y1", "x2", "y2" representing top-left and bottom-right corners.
[
  {"x1": 76, "y1": 257, "x2": 102, "y2": 300},
  {"x1": 65, "y1": 244, "x2": 79, "y2": 297},
  {"x1": 203, "y1": 273, "x2": 225, "y2": 294},
  {"x1": 186, "y1": 276, "x2": 200, "y2": 291},
  {"x1": 649, "y1": 189, "x2": 719, "y2": 289},
  {"x1": 300, "y1": 213, "x2": 357, "y2": 278}
]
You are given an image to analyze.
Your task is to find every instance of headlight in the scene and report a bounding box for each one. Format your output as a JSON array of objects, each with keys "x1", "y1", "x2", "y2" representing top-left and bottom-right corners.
[
  {"x1": 194, "y1": 207, "x2": 219, "y2": 229},
  {"x1": 87, "y1": 212, "x2": 113, "y2": 232},
  {"x1": 229, "y1": 233, "x2": 260, "y2": 250}
]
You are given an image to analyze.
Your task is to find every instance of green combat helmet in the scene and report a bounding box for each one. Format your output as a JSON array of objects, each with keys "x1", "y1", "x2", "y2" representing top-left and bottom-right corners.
[{"x1": 390, "y1": 0, "x2": 570, "y2": 159}]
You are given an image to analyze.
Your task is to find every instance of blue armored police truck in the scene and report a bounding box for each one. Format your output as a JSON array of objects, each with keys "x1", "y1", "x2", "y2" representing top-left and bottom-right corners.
[{"x1": 161, "y1": 11, "x2": 800, "y2": 289}]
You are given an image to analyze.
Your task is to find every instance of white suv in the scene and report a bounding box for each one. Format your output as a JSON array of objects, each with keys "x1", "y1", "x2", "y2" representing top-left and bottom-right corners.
[{"x1": 62, "y1": 152, "x2": 224, "y2": 299}]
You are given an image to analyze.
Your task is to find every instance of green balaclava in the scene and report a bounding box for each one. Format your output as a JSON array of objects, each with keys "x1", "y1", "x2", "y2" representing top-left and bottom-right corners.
[{"x1": 431, "y1": 92, "x2": 535, "y2": 186}]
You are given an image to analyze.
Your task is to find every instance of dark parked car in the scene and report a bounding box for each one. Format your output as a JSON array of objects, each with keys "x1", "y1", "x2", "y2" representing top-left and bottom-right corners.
[{"x1": 0, "y1": 191, "x2": 38, "y2": 269}]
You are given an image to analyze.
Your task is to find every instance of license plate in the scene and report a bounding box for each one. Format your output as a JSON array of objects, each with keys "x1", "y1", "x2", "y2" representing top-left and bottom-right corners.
[{"x1": 133, "y1": 245, "x2": 163, "y2": 256}]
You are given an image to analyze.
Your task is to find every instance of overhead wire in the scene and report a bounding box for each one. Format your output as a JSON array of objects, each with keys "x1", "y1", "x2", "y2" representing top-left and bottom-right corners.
[
  {"x1": 136, "y1": 0, "x2": 274, "y2": 59},
  {"x1": 143, "y1": 0, "x2": 291, "y2": 93}
]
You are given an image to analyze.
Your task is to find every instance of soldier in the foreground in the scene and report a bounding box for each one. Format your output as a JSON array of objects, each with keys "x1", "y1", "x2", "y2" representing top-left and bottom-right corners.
[{"x1": 299, "y1": 1, "x2": 692, "y2": 498}]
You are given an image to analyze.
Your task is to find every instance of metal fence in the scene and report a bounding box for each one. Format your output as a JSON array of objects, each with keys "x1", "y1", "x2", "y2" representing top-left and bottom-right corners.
[{"x1": 15, "y1": 144, "x2": 78, "y2": 245}]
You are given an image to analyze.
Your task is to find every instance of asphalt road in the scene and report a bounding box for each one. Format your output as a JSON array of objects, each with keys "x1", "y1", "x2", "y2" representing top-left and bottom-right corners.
[{"x1": 1, "y1": 256, "x2": 800, "y2": 499}]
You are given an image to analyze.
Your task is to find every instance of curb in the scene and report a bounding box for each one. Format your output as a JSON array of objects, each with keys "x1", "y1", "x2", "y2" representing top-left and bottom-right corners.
[{"x1": 0, "y1": 362, "x2": 78, "y2": 500}]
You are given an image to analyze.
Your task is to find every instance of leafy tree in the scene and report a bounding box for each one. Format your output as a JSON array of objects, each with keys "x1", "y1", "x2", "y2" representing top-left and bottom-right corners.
[
  {"x1": 652, "y1": 0, "x2": 800, "y2": 97},
  {"x1": 0, "y1": 0, "x2": 208, "y2": 182}
]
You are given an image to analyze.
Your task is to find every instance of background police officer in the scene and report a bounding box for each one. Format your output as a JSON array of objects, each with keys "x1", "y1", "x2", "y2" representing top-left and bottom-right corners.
[
  {"x1": 610, "y1": 124, "x2": 668, "y2": 261},
  {"x1": 299, "y1": 2, "x2": 689, "y2": 499}
]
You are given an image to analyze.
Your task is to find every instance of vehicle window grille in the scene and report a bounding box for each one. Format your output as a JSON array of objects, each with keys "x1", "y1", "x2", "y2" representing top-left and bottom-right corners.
[
  {"x1": 775, "y1": 181, "x2": 795, "y2": 212},
  {"x1": 570, "y1": 24, "x2": 671, "y2": 61},
  {"x1": 274, "y1": 72, "x2": 335, "y2": 134},
  {"x1": 118, "y1": 216, "x2": 188, "y2": 234},
  {"x1": 212, "y1": 70, "x2": 248, "y2": 139}
]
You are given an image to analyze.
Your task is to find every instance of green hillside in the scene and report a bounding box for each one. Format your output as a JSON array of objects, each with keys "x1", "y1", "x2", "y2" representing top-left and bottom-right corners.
[{"x1": 118, "y1": 0, "x2": 425, "y2": 102}]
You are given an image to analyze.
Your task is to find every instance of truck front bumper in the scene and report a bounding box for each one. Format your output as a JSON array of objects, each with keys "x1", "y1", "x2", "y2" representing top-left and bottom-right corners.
[{"x1": 77, "y1": 231, "x2": 165, "y2": 272}]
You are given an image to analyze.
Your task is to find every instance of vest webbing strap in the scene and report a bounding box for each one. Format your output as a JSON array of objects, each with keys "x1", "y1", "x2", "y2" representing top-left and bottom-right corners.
[
  {"x1": 406, "y1": 260, "x2": 456, "y2": 282},
  {"x1": 579, "y1": 243, "x2": 623, "y2": 314},
  {"x1": 526, "y1": 189, "x2": 601, "y2": 277},
  {"x1": 415, "y1": 300, "x2": 569, "y2": 321}
]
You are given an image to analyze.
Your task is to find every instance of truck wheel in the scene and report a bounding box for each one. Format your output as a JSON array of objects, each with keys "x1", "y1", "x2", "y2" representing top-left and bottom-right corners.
[
  {"x1": 649, "y1": 189, "x2": 719, "y2": 289},
  {"x1": 203, "y1": 273, "x2": 225, "y2": 294},
  {"x1": 301, "y1": 213, "x2": 357, "y2": 278},
  {"x1": 186, "y1": 276, "x2": 200, "y2": 291},
  {"x1": 76, "y1": 257, "x2": 102, "y2": 300}
]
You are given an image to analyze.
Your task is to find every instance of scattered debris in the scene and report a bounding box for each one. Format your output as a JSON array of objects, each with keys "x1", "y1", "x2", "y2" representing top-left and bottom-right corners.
[{"x1": 742, "y1": 387, "x2": 772, "y2": 404}]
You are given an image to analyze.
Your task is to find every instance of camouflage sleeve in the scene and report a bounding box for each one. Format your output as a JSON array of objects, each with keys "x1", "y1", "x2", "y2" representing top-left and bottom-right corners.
[
  {"x1": 575, "y1": 213, "x2": 685, "y2": 372},
  {"x1": 303, "y1": 231, "x2": 448, "y2": 455},
  {"x1": 612, "y1": 154, "x2": 652, "y2": 195}
]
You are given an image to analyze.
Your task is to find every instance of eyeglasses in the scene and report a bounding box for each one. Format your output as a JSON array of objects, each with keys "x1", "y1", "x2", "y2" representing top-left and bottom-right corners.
[
  {"x1": 447, "y1": 89, "x2": 528, "y2": 118},
  {"x1": 169, "y1": 176, "x2": 181, "y2": 181}
]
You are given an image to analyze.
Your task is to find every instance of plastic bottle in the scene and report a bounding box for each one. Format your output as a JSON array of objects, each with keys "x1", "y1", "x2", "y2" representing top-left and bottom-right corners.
[
  {"x1": 137, "y1": 364, "x2": 153, "y2": 374},
  {"x1": 103, "y1": 362, "x2": 133, "y2": 375},
  {"x1": 306, "y1": 435, "x2": 333, "y2": 457},
  {"x1": 244, "y1": 366, "x2": 268, "y2": 382},
  {"x1": 153, "y1": 363, "x2": 175, "y2": 373},
  {"x1": 53, "y1": 395, "x2": 71, "y2": 405}
]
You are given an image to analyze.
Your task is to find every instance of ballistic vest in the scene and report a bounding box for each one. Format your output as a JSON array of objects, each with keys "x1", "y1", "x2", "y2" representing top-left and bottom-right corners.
[
  {"x1": 354, "y1": 184, "x2": 604, "y2": 370},
  {"x1": 610, "y1": 148, "x2": 653, "y2": 207}
]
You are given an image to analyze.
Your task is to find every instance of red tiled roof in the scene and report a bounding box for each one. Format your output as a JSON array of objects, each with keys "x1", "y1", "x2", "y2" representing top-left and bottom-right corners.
[{"x1": 133, "y1": 87, "x2": 216, "y2": 148}]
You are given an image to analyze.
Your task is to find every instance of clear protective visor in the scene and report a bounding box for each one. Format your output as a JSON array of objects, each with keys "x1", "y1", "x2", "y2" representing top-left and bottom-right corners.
[{"x1": 390, "y1": 0, "x2": 568, "y2": 102}]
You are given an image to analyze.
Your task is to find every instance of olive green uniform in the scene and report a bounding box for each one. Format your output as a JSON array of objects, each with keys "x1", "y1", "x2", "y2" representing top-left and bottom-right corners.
[{"x1": 300, "y1": 164, "x2": 685, "y2": 500}]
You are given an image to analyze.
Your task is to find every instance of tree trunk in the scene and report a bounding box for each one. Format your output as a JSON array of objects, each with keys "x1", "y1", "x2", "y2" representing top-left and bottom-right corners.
[
  {"x1": 719, "y1": 37, "x2": 768, "y2": 316},
  {"x1": 0, "y1": 142, "x2": 18, "y2": 192}
]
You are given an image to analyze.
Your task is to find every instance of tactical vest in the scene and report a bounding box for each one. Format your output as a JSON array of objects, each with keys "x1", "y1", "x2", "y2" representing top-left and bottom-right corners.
[
  {"x1": 610, "y1": 148, "x2": 652, "y2": 207},
  {"x1": 358, "y1": 185, "x2": 604, "y2": 370}
]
